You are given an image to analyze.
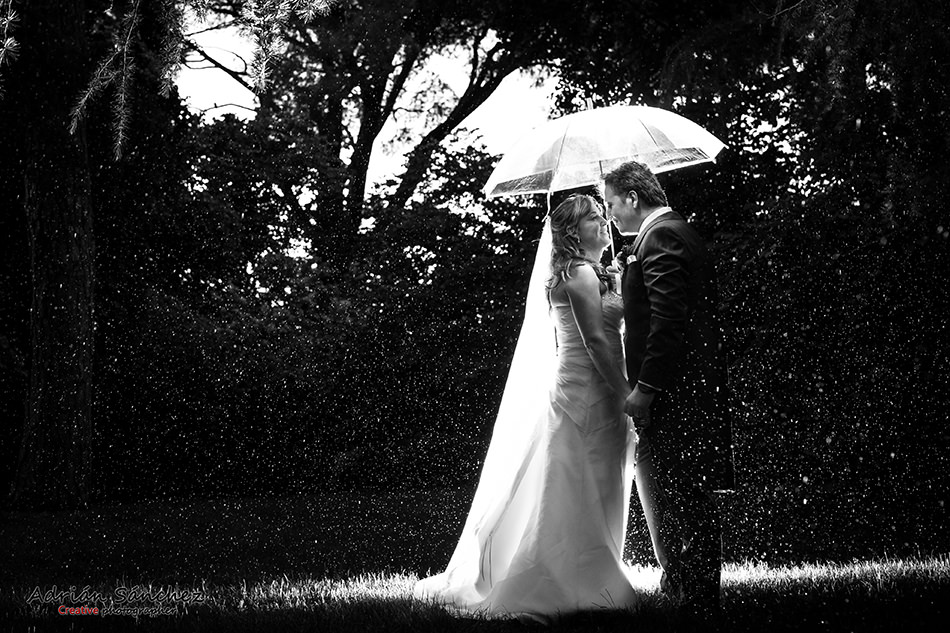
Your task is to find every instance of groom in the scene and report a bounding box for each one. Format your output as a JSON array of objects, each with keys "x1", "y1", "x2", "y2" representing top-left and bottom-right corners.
[{"x1": 603, "y1": 161, "x2": 734, "y2": 615}]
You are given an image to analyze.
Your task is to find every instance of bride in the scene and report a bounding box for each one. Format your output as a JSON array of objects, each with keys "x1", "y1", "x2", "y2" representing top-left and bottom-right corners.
[{"x1": 414, "y1": 194, "x2": 639, "y2": 621}]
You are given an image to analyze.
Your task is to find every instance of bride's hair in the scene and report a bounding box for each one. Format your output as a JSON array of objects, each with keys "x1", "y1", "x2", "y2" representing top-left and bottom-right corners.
[{"x1": 546, "y1": 194, "x2": 608, "y2": 299}]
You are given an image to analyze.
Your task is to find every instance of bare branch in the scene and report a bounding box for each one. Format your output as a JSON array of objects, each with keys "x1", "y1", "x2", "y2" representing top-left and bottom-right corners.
[
  {"x1": 380, "y1": 42, "x2": 423, "y2": 122},
  {"x1": 198, "y1": 101, "x2": 259, "y2": 114},
  {"x1": 185, "y1": 17, "x2": 243, "y2": 37},
  {"x1": 467, "y1": 26, "x2": 491, "y2": 87},
  {"x1": 389, "y1": 48, "x2": 520, "y2": 209},
  {"x1": 761, "y1": 0, "x2": 809, "y2": 21},
  {"x1": 184, "y1": 40, "x2": 256, "y2": 93}
]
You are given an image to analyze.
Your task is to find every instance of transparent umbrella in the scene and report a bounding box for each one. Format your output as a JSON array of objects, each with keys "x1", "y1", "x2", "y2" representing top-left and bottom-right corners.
[{"x1": 482, "y1": 104, "x2": 726, "y2": 198}]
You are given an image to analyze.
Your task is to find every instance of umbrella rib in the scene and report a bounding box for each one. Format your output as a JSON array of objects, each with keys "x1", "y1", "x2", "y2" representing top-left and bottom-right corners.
[
  {"x1": 551, "y1": 122, "x2": 572, "y2": 191},
  {"x1": 639, "y1": 118, "x2": 661, "y2": 151}
]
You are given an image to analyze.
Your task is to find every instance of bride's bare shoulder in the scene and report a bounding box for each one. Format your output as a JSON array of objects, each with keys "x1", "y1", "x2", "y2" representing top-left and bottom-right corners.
[
  {"x1": 548, "y1": 281, "x2": 569, "y2": 306},
  {"x1": 549, "y1": 263, "x2": 598, "y2": 306}
]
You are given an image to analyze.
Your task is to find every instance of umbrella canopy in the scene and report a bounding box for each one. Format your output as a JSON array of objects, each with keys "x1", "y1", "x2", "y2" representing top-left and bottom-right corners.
[{"x1": 483, "y1": 105, "x2": 725, "y2": 198}]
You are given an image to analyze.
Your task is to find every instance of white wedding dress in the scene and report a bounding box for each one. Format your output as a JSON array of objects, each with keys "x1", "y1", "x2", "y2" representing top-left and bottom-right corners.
[{"x1": 415, "y1": 224, "x2": 639, "y2": 621}]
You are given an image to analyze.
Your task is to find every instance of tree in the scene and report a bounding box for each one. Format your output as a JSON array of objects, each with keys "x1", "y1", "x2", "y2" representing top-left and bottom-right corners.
[
  {"x1": 0, "y1": 0, "x2": 337, "y2": 509},
  {"x1": 194, "y1": 0, "x2": 708, "y2": 272},
  {"x1": 547, "y1": 0, "x2": 950, "y2": 556},
  {"x1": 0, "y1": 0, "x2": 756, "y2": 507},
  {"x1": 2, "y1": 0, "x2": 97, "y2": 510}
]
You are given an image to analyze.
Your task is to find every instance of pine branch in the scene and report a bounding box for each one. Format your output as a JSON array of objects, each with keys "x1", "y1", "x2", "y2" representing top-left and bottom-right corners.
[
  {"x1": 248, "y1": 0, "x2": 287, "y2": 90},
  {"x1": 159, "y1": 0, "x2": 186, "y2": 96},
  {"x1": 296, "y1": 0, "x2": 335, "y2": 23},
  {"x1": 246, "y1": 0, "x2": 338, "y2": 90},
  {"x1": 69, "y1": 0, "x2": 142, "y2": 154},
  {"x1": 113, "y1": 56, "x2": 135, "y2": 159},
  {"x1": 69, "y1": 50, "x2": 120, "y2": 135},
  {"x1": 0, "y1": 0, "x2": 18, "y2": 96},
  {"x1": 64, "y1": 0, "x2": 340, "y2": 159},
  {"x1": 0, "y1": 0, "x2": 16, "y2": 64},
  {"x1": 112, "y1": 0, "x2": 142, "y2": 158}
]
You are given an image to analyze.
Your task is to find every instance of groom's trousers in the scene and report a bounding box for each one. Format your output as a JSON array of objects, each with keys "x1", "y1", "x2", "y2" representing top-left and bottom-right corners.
[{"x1": 634, "y1": 432, "x2": 722, "y2": 610}]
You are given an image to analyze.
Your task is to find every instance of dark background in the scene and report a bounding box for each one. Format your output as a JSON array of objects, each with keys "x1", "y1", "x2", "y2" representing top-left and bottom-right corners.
[{"x1": 1, "y1": 0, "x2": 948, "y2": 563}]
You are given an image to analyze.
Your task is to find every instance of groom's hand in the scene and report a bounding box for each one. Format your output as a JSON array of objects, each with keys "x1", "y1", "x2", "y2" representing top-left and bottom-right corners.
[
  {"x1": 605, "y1": 264, "x2": 622, "y2": 293},
  {"x1": 624, "y1": 386, "x2": 655, "y2": 430}
]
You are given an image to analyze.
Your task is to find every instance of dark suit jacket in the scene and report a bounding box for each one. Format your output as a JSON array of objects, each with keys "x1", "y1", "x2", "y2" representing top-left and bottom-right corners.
[{"x1": 622, "y1": 210, "x2": 735, "y2": 491}]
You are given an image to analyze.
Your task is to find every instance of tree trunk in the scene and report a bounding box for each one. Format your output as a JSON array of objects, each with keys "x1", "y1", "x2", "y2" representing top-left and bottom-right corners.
[
  {"x1": 12, "y1": 0, "x2": 95, "y2": 510},
  {"x1": 388, "y1": 63, "x2": 516, "y2": 211}
]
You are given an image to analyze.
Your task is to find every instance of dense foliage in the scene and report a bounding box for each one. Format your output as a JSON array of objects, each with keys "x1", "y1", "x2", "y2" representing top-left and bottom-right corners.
[{"x1": 1, "y1": 0, "x2": 947, "y2": 560}]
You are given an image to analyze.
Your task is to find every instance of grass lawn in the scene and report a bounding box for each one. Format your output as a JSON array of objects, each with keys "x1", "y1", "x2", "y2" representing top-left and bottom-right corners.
[{"x1": 1, "y1": 489, "x2": 947, "y2": 631}]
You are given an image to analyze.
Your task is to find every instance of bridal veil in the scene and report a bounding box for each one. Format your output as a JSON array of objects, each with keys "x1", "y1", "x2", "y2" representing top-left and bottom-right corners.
[{"x1": 414, "y1": 217, "x2": 558, "y2": 605}]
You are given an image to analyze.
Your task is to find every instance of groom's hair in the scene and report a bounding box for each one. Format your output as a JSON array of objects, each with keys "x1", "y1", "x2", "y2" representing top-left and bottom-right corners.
[{"x1": 604, "y1": 161, "x2": 668, "y2": 207}]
